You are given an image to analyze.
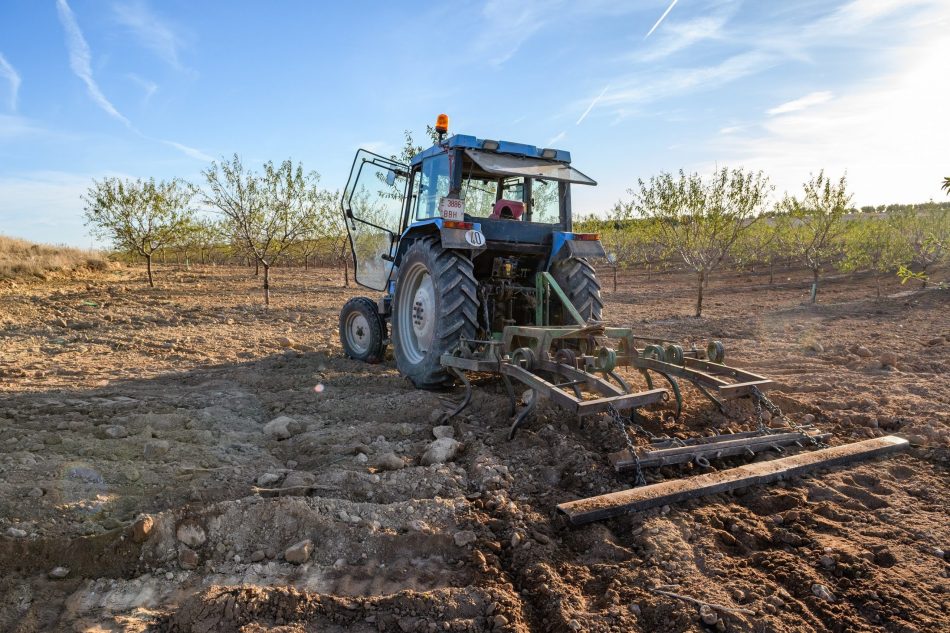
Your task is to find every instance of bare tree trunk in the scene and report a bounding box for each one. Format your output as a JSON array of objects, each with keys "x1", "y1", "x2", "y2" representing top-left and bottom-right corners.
[
  {"x1": 612, "y1": 265, "x2": 618, "y2": 292},
  {"x1": 255, "y1": 258, "x2": 260, "y2": 276},
  {"x1": 695, "y1": 270, "x2": 705, "y2": 317},
  {"x1": 768, "y1": 262, "x2": 774, "y2": 285},
  {"x1": 343, "y1": 257, "x2": 350, "y2": 288},
  {"x1": 810, "y1": 268, "x2": 819, "y2": 303},
  {"x1": 263, "y1": 262, "x2": 270, "y2": 307},
  {"x1": 146, "y1": 254, "x2": 154, "y2": 288}
]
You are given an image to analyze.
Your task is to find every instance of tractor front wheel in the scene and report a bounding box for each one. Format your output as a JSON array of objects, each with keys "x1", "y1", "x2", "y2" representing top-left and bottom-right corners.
[
  {"x1": 550, "y1": 257, "x2": 603, "y2": 324},
  {"x1": 392, "y1": 237, "x2": 478, "y2": 389},
  {"x1": 339, "y1": 297, "x2": 387, "y2": 363}
]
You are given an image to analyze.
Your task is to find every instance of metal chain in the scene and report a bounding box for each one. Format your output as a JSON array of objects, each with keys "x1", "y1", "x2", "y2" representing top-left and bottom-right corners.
[
  {"x1": 607, "y1": 403, "x2": 647, "y2": 486},
  {"x1": 751, "y1": 386, "x2": 827, "y2": 448}
]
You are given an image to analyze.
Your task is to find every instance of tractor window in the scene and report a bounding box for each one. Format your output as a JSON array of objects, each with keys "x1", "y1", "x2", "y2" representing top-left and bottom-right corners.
[
  {"x1": 531, "y1": 179, "x2": 559, "y2": 223},
  {"x1": 415, "y1": 153, "x2": 450, "y2": 219},
  {"x1": 460, "y1": 178, "x2": 498, "y2": 217}
]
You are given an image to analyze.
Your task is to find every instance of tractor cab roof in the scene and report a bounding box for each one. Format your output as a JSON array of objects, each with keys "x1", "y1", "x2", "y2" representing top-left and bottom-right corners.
[
  {"x1": 410, "y1": 134, "x2": 571, "y2": 166},
  {"x1": 410, "y1": 134, "x2": 595, "y2": 186}
]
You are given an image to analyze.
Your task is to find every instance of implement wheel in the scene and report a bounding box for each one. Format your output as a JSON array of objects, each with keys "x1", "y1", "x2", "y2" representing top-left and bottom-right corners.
[
  {"x1": 392, "y1": 237, "x2": 478, "y2": 389},
  {"x1": 550, "y1": 257, "x2": 603, "y2": 325},
  {"x1": 339, "y1": 297, "x2": 387, "y2": 363}
]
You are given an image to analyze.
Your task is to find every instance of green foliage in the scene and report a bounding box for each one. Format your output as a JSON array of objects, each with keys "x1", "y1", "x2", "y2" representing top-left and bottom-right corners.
[
  {"x1": 897, "y1": 265, "x2": 928, "y2": 285},
  {"x1": 202, "y1": 154, "x2": 324, "y2": 304},
  {"x1": 942, "y1": 177, "x2": 950, "y2": 196},
  {"x1": 83, "y1": 177, "x2": 195, "y2": 286},
  {"x1": 626, "y1": 167, "x2": 772, "y2": 316},
  {"x1": 777, "y1": 170, "x2": 851, "y2": 302}
]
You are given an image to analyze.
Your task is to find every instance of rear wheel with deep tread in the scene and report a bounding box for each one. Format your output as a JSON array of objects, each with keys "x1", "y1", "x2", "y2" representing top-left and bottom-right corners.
[
  {"x1": 392, "y1": 237, "x2": 478, "y2": 389},
  {"x1": 549, "y1": 257, "x2": 603, "y2": 325},
  {"x1": 339, "y1": 296, "x2": 387, "y2": 363}
]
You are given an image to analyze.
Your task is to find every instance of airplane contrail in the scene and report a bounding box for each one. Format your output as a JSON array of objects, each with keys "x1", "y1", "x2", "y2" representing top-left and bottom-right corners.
[
  {"x1": 645, "y1": 0, "x2": 679, "y2": 39},
  {"x1": 576, "y1": 84, "x2": 610, "y2": 125}
]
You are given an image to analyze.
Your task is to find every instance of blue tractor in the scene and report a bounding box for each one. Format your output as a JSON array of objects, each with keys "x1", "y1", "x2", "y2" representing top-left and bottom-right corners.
[{"x1": 339, "y1": 114, "x2": 606, "y2": 388}]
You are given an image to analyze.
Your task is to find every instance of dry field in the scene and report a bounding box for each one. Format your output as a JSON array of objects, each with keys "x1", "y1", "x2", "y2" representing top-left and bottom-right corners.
[{"x1": 0, "y1": 262, "x2": 947, "y2": 632}]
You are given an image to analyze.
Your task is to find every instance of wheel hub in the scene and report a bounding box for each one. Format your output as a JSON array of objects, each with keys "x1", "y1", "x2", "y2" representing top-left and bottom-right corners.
[
  {"x1": 410, "y1": 277, "x2": 435, "y2": 349},
  {"x1": 346, "y1": 313, "x2": 371, "y2": 354}
]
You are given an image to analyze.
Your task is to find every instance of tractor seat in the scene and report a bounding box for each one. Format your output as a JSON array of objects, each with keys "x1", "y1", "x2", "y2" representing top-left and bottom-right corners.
[{"x1": 490, "y1": 199, "x2": 524, "y2": 220}]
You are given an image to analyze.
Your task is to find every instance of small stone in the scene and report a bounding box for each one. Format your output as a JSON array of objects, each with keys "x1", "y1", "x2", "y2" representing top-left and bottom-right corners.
[
  {"x1": 699, "y1": 604, "x2": 718, "y2": 625},
  {"x1": 880, "y1": 352, "x2": 897, "y2": 367},
  {"x1": 333, "y1": 557, "x2": 346, "y2": 570},
  {"x1": 567, "y1": 619, "x2": 582, "y2": 631},
  {"x1": 101, "y1": 425, "x2": 128, "y2": 439},
  {"x1": 233, "y1": 554, "x2": 242, "y2": 563},
  {"x1": 277, "y1": 336, "x2": 295, "y2": 349},
  {"x1": 510, "y1": 532, "x2": 523, "y2": 547},
  {"x1": 48, "y1": 566, "x2": 70, "y2": 579},
  {"x1": 809, "y1": 341, "x2": 824, "y2": 353},
  {"x1": 801, "y1": 413, "x2": 816, "y2": 424},
  {"x1": 356, "y1": 452, "x2": 368, "y2": 464},
  {"x1": 812, "y1": 583, "x2": 835, "y2": 601},
  {"x1": 6, "y1": 527, "x2": 27, "y2": 538},
  {"x1": 453, "y1": 530, "x2": 477, "y2": 547},
  {"x1": 820, "y1": 554, "x2": 835, "y2": 568},
  {"x1": 854, "y1": 345, "x2": 873, "y2": 357},
  {"x1": 285, "y1": 539, "x2": 313, "y2": 564},
  {"x1": 143, "y1": 439, "x2": 170, "y2": 460},
  {"x1": 178, "y1": 547, "x2": 199, "y2": 569},
  {"x1": 27, "y1": 487, "x2": 44, "y2": 498},
  {"x1": 250, "y1": 550, "x2": 266, "y2": 562},
  {"x1": 281, "y1": 470, "x2": 316, "y2": 495},
  {"x1": 256, "y1": 473, "x2": 281, "y2": 486},
  {"x1": 176, "y1": 521, "x2": 206, "y2": 547},
  {"x1": 375, "y1": 451, "x2": 405, "y2": 471},
  {"x1": 429, "y1": 409, "x2": 444, "y2": 423},
  {"x1": 263, "y1": 416, "x2": 295, "y2": 440},
  {"x1": 132, "y1": 515, "x2": 154, "y2": 542},
  {"x1": 421, "y1": 437, "x2": 461, "y2": 465},
  {"x1": 492, "y1": 614, "x2": 509, "y2": 628},
  {"x1": 629, "y1": 603, "x2": 641, "y2": 616},
  {"x1": 432, "y1": 425, "x2": 455, "y2": 439}
]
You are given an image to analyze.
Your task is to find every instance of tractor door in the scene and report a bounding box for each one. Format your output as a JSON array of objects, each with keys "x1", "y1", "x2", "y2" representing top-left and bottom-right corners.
[{"x1": 342, "y1": 150, "x2": 409, "y2": 290}]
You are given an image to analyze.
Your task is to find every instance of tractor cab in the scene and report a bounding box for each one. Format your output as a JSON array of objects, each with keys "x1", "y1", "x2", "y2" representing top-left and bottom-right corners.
[{"x1": 341, "y1": 116, "x2": 602, "y2": 294}]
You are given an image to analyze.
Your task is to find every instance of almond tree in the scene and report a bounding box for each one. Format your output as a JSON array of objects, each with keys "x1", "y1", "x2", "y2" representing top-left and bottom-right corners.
[
  {"x1": 778, "y1": 171, "x2": 851, "y2": 303},
  {"x1": 203, "y1": 154, "x2": 320, "y2": 306},
  {"x1": 630, "y1": 167, "x2": 772, "y2": 317},
  {"x1": 83, "y1": 177, "x2": 195, "y2": 287}
]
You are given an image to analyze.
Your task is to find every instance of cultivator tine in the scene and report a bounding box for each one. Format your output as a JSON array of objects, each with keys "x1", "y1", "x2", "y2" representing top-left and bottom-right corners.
[
  {"x1": 695, "y1": 383, "x2": 726, "y2": 413},
  {"x1": 509, "y1": 388, "x2": 539, "y2": 440},
  {"x1": 440, "y1": 366, "x2": 473, "y2": 423},
  {"x1": 501, "y1": 374, "x2": 517, "y2": 417}
]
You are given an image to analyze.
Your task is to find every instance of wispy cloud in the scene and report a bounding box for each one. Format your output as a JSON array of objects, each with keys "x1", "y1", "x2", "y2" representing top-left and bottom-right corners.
[
  {"x1": 56, "y1": 0, "x2": 209, "y2": 162},
  {"x1": 0, "y1": 114, "x2": 47, "y2": 140},
  {"x1": 547, "y1": 130, "x2": 566, "y2": 146},
  {"x1": 160, "y1": 140, "x2": 212, "y2": 162},
  {"x1": 634, "y1": 15, "x2": 728, "y2": 62},
  {"x1": 474, "y1": 0, "x2": 560, "y2": 65},
  {"x1": 767, "y1": 91, "x2": 833, "y2": 116},
  {"x1": 56, "y1": 0, "x2": 132, "y2": 128},
  {"x1": 645, "y1": 0, "x2": 679, "y2": 39},
  {"x1": 127, "y1": 73, "x2": 158, "y2": 102},
  {"x1": 576, "y1": 84, "x2": 609, "y2": 125},
  {"x1": 0, "y1": 53, "x2": 21, "y2": 111},
  {"x1": 113, "y1": 0, "x2": 187, "y2": 70},
  {"x1": 716, "y1": 28, "x2": 950, "y2": 205}
]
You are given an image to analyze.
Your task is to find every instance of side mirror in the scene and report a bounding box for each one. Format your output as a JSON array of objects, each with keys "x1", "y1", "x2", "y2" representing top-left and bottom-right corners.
[{"x1": 385, "y1": 170, "x2": 397, "y2": 187}]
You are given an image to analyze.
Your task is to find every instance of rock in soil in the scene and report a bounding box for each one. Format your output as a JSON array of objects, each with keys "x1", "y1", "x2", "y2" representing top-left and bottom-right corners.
[
  {"x1": 421, "y1": 437, "x2": 461, "y2": 465},
  {"x1": 285, "y1": 539, "x2": 313, "y2": 564}
]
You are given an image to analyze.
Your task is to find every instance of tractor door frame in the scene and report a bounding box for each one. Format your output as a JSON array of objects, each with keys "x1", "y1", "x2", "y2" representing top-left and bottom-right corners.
[{"x1": 341, "y1": 149, "x2": 411, "y2": 291}]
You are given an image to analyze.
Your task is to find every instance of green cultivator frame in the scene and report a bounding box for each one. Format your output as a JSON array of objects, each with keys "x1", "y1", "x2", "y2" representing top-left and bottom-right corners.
[{"x1": 440, "y1": 273, "x2": 829, "y2": 478}]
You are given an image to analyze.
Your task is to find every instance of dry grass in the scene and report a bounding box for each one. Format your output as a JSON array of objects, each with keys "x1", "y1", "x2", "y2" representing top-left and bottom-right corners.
[{"x1": 0, "y1": 235, "x2": 109, "y2": 280}]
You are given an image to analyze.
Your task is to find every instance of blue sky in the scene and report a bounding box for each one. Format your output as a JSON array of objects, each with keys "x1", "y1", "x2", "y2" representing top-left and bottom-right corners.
[{"x1": 1, "y1": 0, "x2": 948, "y2": 246}]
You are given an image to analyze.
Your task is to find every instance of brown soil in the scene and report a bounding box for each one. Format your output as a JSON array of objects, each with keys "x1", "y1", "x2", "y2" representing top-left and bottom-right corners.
[{"x1": 0, "y1": 263, "x2": 947, "y2": 632}]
